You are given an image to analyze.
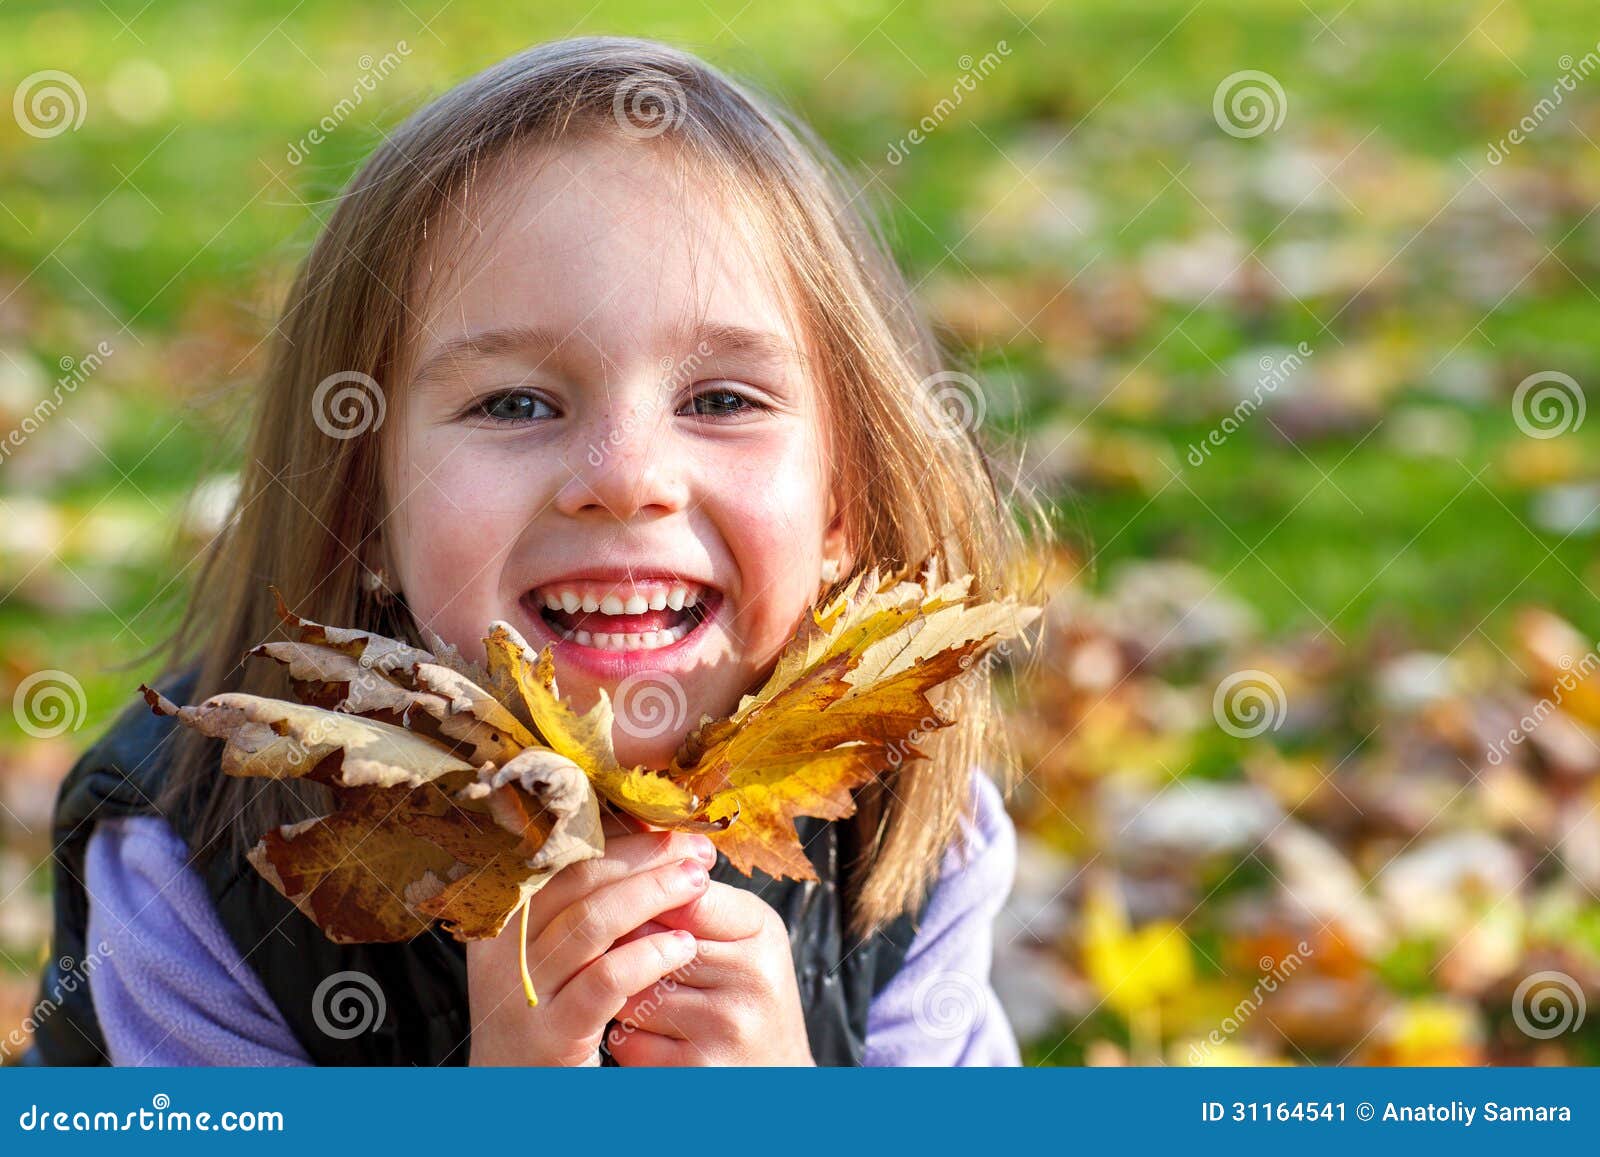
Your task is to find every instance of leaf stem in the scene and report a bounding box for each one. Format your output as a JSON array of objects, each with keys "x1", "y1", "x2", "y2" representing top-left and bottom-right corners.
[{"x1": 518, "y1": 897, "x2": 537, "y2": 1007}]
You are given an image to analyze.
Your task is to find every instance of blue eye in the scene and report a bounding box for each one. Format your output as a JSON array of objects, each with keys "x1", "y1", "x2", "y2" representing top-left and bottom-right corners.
[
  {"x1": 682, "y1": 386, "x2": 762, "y2": 418},
  {"x1": 477, "y1": 391, "x2": 554, "y2": 424}
]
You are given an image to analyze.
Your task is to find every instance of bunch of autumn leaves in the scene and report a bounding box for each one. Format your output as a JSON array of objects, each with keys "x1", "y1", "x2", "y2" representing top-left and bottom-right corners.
[{"x1": 142, "y1": 561, "x2": 1039, "y2": 955}]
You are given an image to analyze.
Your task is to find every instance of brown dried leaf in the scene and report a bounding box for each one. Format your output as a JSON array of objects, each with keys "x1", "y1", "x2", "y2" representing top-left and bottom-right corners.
[
  {"x1": 140, "y1": 686, "x2": 477, "y2": 788},
  {"x1": 141, "y1": 685, "x2": 601, "y2": 942}
]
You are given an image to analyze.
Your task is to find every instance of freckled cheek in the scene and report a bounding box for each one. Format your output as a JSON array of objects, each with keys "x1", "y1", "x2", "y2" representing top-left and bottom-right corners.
[
  {"x1": 386, "y1": 438, "x2": 554, "y2": 642},
  {"x1": 711, "y1": 448, "x2": 828, "y2": 661}
]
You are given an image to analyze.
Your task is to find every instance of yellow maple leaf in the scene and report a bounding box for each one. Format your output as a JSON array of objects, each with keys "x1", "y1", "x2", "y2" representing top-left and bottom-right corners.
[
  {"x1": 672, "y1": 559, "x2": 1041, "y2": 879},
  {"x1": 1080, "y1": 873, "x2": 1194, "y2": 1020}
]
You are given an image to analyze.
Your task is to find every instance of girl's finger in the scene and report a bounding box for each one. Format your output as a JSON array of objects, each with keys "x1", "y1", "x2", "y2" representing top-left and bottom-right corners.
[
  {"x1": 533, "y1": 829, "x2": 715, "y2": 916},
  {"x1": 651, "y1": 879, "x2": 770, "y2": 941},
  {"x1": 635, "y1": 933, "x2": 746, "y2": 989},
  {"x1": 547, "y1": 930, "x2": 697, "y2": 1040},
  {"x1": 612, "y1": 918, "x2": 669, "y2": 947},
  {"x1": 606, "y1": 1025, "x2": 696, "y2": 1067},
  {"x1": 613, "y1": 979, "x2": 711, "y2": 1036},
  {"x1": 536, "y1": 858, "x2": 711, "y2": 993}
]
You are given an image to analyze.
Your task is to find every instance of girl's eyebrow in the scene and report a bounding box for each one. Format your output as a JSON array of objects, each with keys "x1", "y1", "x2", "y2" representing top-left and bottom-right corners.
[
  {"x1": 411, "y1": 324, "x2": 568, "y2": 389},
  {"x1": 670, "y1": 320, "x2": 805, "y2": 367},
  {"x1": 410, "y1": 320, "x2": 802, "y2": 388}
]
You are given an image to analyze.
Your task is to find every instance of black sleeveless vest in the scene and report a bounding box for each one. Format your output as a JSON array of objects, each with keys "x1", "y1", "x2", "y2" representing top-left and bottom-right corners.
[{"x1": 30, "y1": 670, "x2": 920, "y2": 1066}]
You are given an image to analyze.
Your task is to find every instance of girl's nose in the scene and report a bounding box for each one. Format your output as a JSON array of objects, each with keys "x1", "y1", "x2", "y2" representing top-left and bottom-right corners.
[{"x1": 554, "y1": 415, "x2": 690, "y2": 521}]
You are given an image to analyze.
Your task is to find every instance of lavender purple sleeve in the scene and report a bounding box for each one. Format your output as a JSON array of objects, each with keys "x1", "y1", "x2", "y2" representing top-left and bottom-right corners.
[
  {"x1": 861, "y1": 773, "x2": 1021, "y2": 1066},
  {"x1": 83, "y1": 814, "x2": 311, "y2": 1065},
  {"x1": 82, "y1": 772, "x2": 1019, "y2": 1066}
]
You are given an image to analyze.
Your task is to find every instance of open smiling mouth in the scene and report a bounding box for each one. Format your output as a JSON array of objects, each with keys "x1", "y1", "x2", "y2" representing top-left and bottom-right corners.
[{"x1": 523, "y1": 579, "x2": 721, "y2": 653}]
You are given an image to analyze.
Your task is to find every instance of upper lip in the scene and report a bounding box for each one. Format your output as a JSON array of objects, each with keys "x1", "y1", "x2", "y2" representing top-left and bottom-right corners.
[{"x1": 524, "y1": 566, "x2": 719, "y2": 590}]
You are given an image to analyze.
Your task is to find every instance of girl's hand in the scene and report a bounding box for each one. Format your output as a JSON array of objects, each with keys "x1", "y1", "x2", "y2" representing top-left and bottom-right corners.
[
  {"x1": 606, "y1": 881, "x2": 815, "y2": 1065},
  {"x1": 465, "y1": 829, "x2": 717, "y2": 1066}
]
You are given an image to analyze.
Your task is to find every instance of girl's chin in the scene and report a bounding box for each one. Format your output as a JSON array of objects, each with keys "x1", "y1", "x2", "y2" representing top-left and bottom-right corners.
[
  {"x1": 541, "y1": 667, "x2": 704, "y2": 768},
  {"x1": 611, "y1": 733, "x2": 685, "y2": 772}
]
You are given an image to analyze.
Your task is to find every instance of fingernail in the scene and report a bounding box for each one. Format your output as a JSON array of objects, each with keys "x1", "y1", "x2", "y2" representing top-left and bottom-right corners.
[
  {"x1": 679, "y1": 859, "x2": 708, "y2": 888},
  {"x1": 672, "y1": 929, "x2": 697, "y2": 956},
  {"x1": 690, "y1": 836, "x2": 717, "y2": 866}
]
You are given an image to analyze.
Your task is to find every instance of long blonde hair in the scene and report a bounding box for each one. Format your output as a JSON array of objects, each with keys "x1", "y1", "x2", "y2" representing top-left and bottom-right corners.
[{"x1": 157, "y1": 35, "x2": 1043, "y2": 935}]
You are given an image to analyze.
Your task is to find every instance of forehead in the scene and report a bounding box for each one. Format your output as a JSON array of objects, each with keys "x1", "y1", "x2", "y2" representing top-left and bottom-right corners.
[{"x1": 410, "y1": 136, "x2": 802, "y2": 366}]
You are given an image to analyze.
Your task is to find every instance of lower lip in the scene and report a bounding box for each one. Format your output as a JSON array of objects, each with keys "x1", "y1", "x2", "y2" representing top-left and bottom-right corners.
[{"x1": 517, "y1": 592, "x2": 723, "y2": 678}]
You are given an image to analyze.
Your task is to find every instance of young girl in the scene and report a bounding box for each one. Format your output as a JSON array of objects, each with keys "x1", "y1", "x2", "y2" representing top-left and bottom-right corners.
[{"x1": 35, "y1": 35, "x2": 1038, "y2": 1067}]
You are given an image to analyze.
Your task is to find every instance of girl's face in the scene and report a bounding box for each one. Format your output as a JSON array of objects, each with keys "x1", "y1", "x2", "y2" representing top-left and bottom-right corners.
[{"x1": 383, "y1": 136, "x2": 848, "y2": 768}]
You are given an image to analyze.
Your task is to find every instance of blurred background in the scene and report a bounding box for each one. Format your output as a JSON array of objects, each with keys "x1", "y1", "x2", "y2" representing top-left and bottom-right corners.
[{"x1": 3, "y1": 0, "x2": 1600, "y2": 1065}]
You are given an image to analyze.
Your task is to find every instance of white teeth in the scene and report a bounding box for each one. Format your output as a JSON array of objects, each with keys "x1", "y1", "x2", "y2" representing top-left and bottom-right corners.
[
  {"x1": 558, "y1": 618, "x2": 694, "y2": 651},
  {"x1": 538, "y1": 583, "x2": 709, "y2": 612},
  {"x1": 535, "y1": 581, "x2": 713, "y2": 651}
]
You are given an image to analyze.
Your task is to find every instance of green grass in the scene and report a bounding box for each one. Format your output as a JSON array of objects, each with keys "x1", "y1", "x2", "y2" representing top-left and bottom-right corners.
[{"x1": 4, "y1": 0, "x2": 1600, "y2": 727}]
